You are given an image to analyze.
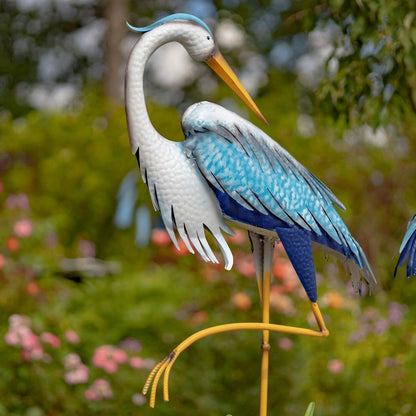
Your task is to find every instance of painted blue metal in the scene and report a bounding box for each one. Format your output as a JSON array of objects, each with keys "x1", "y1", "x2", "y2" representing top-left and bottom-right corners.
[
  {"x1": 395, "y1": 214, "x2": 416, "y2": 278},
  {"x1": 183, "y1": 102, "x2": 374, "y2": 300},
  {"x1": 126, "y1": 13, "x2": 213, "y2": 37}
]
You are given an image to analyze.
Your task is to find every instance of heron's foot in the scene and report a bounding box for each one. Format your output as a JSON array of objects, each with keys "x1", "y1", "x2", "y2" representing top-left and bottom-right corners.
[{"x1": 142, "y1": 349, "x2": 179, "y2": 408}]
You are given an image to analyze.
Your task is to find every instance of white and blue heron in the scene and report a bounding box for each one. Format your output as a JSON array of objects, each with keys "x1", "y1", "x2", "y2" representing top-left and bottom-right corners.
[
  {"x1": 124, "y1": 13, "x2": 375, "y2": 411},
  {"x1": 395, "y1": 214, "x2": 416, "y2": 277}
]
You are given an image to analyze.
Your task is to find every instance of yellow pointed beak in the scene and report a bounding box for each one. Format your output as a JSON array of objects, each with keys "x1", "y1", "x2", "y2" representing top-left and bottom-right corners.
[{"x1": 207, "y1": 50, "x2": 267, "y2": 124}]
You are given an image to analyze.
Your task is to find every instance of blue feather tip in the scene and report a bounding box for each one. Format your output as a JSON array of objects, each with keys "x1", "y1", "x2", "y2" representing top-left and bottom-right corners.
[
  {"x1": 395, "y1": 214, "x2": 416, "y2": 278},
  {"x1": 126, "y1": 13, "x2": 213, "y2": 37}
]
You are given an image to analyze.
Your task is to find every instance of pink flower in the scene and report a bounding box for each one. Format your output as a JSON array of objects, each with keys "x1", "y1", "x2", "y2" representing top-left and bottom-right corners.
[
  {"x1": 132, "y1": 393, "x2": 146, "y2": 406},
  {"x1": 151, "y1": 229, "x2": 171, "y2": 246},
  {"x1": 78, "y1": 240, "x2": 96, "y2": 257},
  {"x1": 388, "y1": 302, "x2": 408, "y2": 325},
  {"x1": 94, "y1": 379, "x2": 113, "y2": 398},
  {"x1": 327, "y1": 359, "x2": 344, "y2": 374},
  {"x1": 235, "y1": 256, "x2": 255, "y2": 277},
  {"x1": 40, "y1": 332, "x2": 61, "y2": 348},
  {"x1": 119, "y1": 338, "x2": 141, "y2": 352},
  {"x1": 63, "y1": 354, "x2": 89, "y2": 385},
  {"x1": 64, "y1": 364, "x2": 89, "y2": 385},
  {"x1": 112, "y1": 348, "x2": 128, "y2": 364},
  {"x1": 64, "y1": 330, "x2": 80, "y2": 344},
  {"x1": 21, "y1": 332, "x2": 39, "y2": 350},
  {"x1": 21, "y1": 349, "x2": 32, "y2": 361},
  {"x1": 13, "y1": 219, "x2": 33, "y2": 238},
  {"x1": 92, "y1": 345, "x2": 127, "y2": 373},
  {"x1": 103, "y1": 360, "x2": 118, "y2": 374},
  {"x1": 4, "y1": 331, "x2": 19, "y2": 346},
  {"x1": 9, "y1": 314, "x2": 31, "y2": 328},
  {"x1": 142, "y1": 358, "x2": 157, "y2": 369},
  {"x1": 6, "y1": 193, "x2": 29, "y2": 210},
  {"x1": 228, "y1": 229, "x2": 246, "y2": 245},
  {"x1": 84, "y1": 379, "x2": 113, "y2": 401},
  {"x1": 63, "y1": 353, "x2": 82, "y2": 369},
  {"x1": 130, "y1": 356, "x2": 144, "y2": 369},
  {"x1": 84, "y1": 389, "x2": 99, "y2": 401},
  {"x1": 373, "y1": 318, "x2": 389, "y2": 335},
  {"x1": 277, "y1": 337, "x2": 293, "y2": 350}
]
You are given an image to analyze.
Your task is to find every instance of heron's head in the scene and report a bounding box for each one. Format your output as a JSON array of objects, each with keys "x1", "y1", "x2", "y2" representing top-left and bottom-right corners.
[{"x1": 127, "y1": 14, "x2": 266, "y2": 123}]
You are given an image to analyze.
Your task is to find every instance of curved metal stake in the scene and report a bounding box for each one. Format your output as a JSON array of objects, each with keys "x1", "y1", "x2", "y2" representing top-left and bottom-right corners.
[
  {"x1": 143, "y1": 305, "x2": 329, "y2": 408},
  {"x1": 259, "y1": 266, "x2": 271, "y2": 416}
]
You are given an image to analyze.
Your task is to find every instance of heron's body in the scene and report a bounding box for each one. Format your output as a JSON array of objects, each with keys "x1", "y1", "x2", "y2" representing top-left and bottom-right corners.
[
  {"x1": 396, "y1": 214, "x2": 416, "y2": 277},
  {"x1": 125, "y1": 19, "x2": 374, "y2": 302},
  {"x1": 124, "y1": 14, "x2": 375, "y2": 410}
]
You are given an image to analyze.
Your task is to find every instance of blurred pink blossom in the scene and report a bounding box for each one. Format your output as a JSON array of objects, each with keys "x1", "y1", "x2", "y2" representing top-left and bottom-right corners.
[
  {"x1": 40, "y1": 332, "x2": 61, "y2": 348},
  {"x1": 78, "y1": 240, "x2": 96, "y2": 257},
  {"x1": 142, "y1": 358, "x2": 157, "y2": 369},
  {"x1": 63, "y1": 353, "x2": 82, "y2": 369},
  {"x1": 348, "y1": 327, "x2": 370, "y2": 344},
  {"x1": 132, "y1": 393, "x2": 146, "y2": 406},
  {"x1": 6, "y1": 193, "x2": 29, "y2": 210},
  {"x1": 388, "y1": 302, "x2": 408, "y2": 325},
  {"x1": 373, "y1": 318, "x2": 390, "y2": 335},
  {"x1": 44, "y1": 232, "x2": 58, "y2": 248},
  {"x1": 235, "y1": 256, "x2": 255, "y2": 277},
  {"x1": 4, "y1": 331, "x2": 19, "y2": 346},
  {"x1": 277, "y1": 337, "x2": 293, "y2": 351},
  {"x1": 4, "y1": 314, "x2": 47, "y2": 361},
  {"x1": 119, "y1": 337, "x2": 141, "y2": 352},
  {"x1": 0, "y1": 254, "x2": 5, "y2": 269},
  {"x1": 21, "y1": 332, "x2": 39, "y2": 350},
  {"x1": 327, "y1": 358, "x2": 344, "y2": 374},
  {"x1": 63, "y1": 353, "x2": 89, "y2": 385},
  {"x1": 92, "y1": 345, "x2": 127, "y2": 373},
  {"x1": 64, "y1": 330, "x2": 80, "y2": 344},
  {"x1": 84, "y1": 379, "x2": 113, "y2": 401},
  {"x1": 112, "y1": 348, "x2": 128, "y2": 364},
  {"x1": 64, "y1": 364, "x2": 89, "y2": 385},
  {"x1": 129, "y1": 356, "x2": 144, "y2": 369},
  {"x1": 228, "y1": 229, "x2": 246, "y2": 245},
  {"x1": 13, "y1": 219, "x2": 33, "y2": 238},
  {"x1": 84, "y1": 389, "x2": 99, "y2": 401},
  {"x1": 151, "y1": 229, "x2": 171, "y2": 246}
]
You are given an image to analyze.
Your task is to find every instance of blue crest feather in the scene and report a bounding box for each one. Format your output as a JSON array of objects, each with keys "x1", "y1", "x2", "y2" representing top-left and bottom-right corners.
[{"x1": 126, "y1": 13, "x2": 213, "y2": 37}]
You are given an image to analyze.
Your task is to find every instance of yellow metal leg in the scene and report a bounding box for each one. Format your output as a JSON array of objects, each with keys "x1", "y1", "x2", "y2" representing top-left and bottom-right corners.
[
  {"x1": 259, "y1": 268, "x2": 271, "y2": 416},
  {"x1": 143, "y1": 300, "x2": 329, "y2": 408}
]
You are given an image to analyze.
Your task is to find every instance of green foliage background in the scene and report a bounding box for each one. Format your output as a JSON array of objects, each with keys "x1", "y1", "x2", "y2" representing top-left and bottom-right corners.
[{"x1": 1, "y1": 1, "x2": 416, "y2": 415}]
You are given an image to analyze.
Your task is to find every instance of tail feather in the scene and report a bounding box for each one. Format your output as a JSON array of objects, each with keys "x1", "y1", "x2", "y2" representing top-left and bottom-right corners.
[{"x1": 395, "y1": 230, "x2": 416, "y2": 278}]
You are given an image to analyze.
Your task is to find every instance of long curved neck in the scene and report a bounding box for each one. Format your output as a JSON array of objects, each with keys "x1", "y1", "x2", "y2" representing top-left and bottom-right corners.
[{"x1": 125, "y1": 25, "x2": 183, "y2": 154}]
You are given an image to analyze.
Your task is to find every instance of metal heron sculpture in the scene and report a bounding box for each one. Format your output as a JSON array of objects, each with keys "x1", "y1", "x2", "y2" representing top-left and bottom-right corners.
[
  {"x1": 395, "y1": 214, "x2": 416, "y2": 278},
  {"x1": 124, "y1": 13, "x2": 375, "y2": 413}
]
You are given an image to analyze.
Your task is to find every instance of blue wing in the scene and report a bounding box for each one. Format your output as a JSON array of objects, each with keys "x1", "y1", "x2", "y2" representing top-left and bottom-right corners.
[
  {"x1": 395, "y1": 214, "x2": 416, "y2": 278},
  {"x1": 182, "y1": 102, "x2": 375, "y2": 300}
]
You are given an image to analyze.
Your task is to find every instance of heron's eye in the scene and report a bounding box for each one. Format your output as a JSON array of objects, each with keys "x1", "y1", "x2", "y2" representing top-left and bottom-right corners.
[{"x1": 206, "y1": 36, "x2": 210, "y2": 40}]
